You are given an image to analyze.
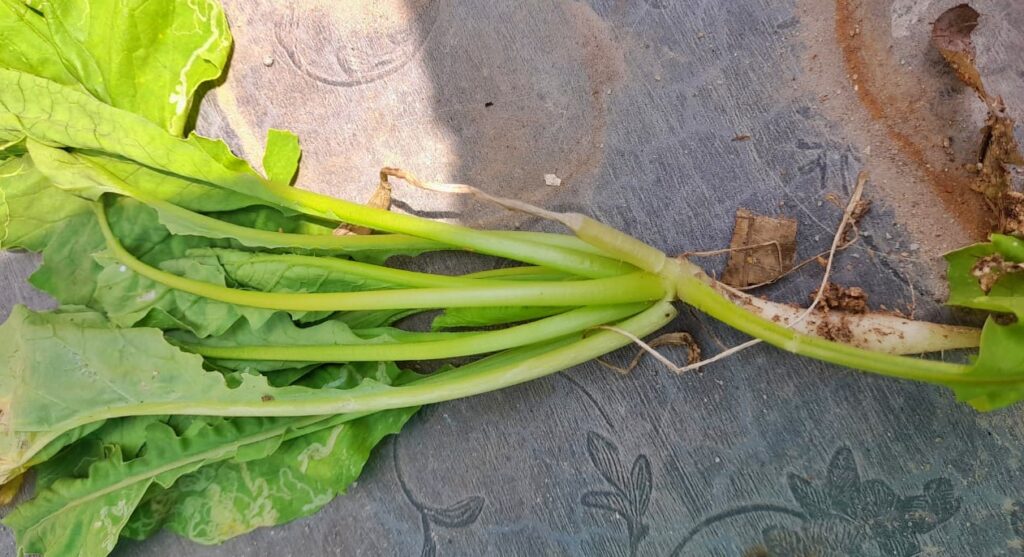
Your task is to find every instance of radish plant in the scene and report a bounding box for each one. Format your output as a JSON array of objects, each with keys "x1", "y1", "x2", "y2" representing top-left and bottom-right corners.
[{"x1": 0, "y1": 1, "x2": 1020, "y2": 556}]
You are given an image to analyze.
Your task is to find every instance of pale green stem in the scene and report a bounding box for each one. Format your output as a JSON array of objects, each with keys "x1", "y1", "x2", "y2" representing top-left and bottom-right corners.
[
  {"x1": 263, "y1": 183, "x2": 631, "y2": 277},
  {"x1": 92, "y1": 300, "x2": 677, "y2": 419},
  {"x1": 153, "y1": 196, "x2": 447, "y2": 252},
  {"x1": 489, "y1": 231, "x2": 611, "y2": 257},
  {"x1": 460, "y1": 266, "x2": 566, "y2": 280},
  {"x1": 180, "y1": 303, "x2": 647, "y2": 362},
  {"x1": 251, "y1": 300, "x2": 676, "y2": 415},
  {"x1": 104, "y1": 175, "x2": 607, "y2": 262},
  {"x1": 96, "y1": 202, "x2": 668, "y2": 311},
  {"x1": 78, "y1": 151, "x2": 624, "y2": 272}
]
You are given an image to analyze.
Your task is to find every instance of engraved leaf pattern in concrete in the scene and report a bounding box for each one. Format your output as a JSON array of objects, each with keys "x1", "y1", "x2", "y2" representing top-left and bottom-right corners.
[{"x1": 581, "y1": 431, "x2": 652, "y2": 557}]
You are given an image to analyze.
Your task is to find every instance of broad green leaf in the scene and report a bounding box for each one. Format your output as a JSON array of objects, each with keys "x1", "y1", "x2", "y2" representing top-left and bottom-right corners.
[
  {"x1": 0, "y1": 166, "x2": 416, "y2": 337},
  {"x1": 191, "y1": 247, "x2": 399, "y2": 293},
  {"x1": 28, "y1": 134, "x2": 267, "y2": 213},
  {"x1": 33, "y1": 417, "x2": 167, "y2": 491},
  {"x1": 9, "y1": 364, "x2": 415, "y2": 555},
  {"x1": 0, "y1": 305, "x2": 210, "y2": 483},
  {"x1": 952, "y1": 319, "x2": 1024, "y2": 410},
  {"x1": 262, "y1": 129, "x2": 302, "y2": 185},
  {"x1": 0, "y1": 307, "x2": 411, "y2": 484},
  {"x1": 0, "y1": 156, "x2": 91, "y2": 251},
  {"x1": 0, "y1": 303, "x2": 657, "y2": 485},
  {"x1": 4, "y1": 415, "x2": 340, "y2": 557},
  {"x1": 87, "y1": 201, "x2": 284, "y2": 336},
  {"x1": 27, "y1": 215, "x2": 105, "y2": 306},
  {"x1": 92, "y1": 248, "x2": 277, "y2": 338},
  {"x1": 0, "y1": 69, "x2": 286, "y2": 209},
  {"x1": 6, "y1": 444, "x2": 151, "y2": 557},
  {"x1": 942, "y1": 236, "x2": 1024, "y2": 410},
  {"x1": 0, "y1": 156, "x2": 104, "y2": 305},
  {"x1": 39, "y1": 0, "x2": 232, "y2": 135},
  {"x1": 0, "y1": 299, "x2": 671, "y2": 497},
  {"x1": 0, "y1": 0, "x2": 81, "y2": 91},
  {"x1": 10, "y1": 422, "x2": 107, "y2": 492},
  {"x1": 0, "y1": 155, "x2": 269, "y2": 331},
  {"x1": 27, "y1": 141, "x2": 431, "y2": 265},
  {"x1": 0, "y1": 306, "x2": 116, "y2": 482},
  {"x1": 159, "y1": 408, "x2": 414, "y2": 545},
  {"x1": 2, "y1": 184, "x2": 269, "y2": 339},
  {"x1": 124, "y1": 365, "x2": 415, "y2": 544}
]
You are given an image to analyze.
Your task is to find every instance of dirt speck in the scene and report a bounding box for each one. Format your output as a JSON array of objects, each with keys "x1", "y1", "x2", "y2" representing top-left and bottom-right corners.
[
  {"x1": 816, "y1": 316, "x2": 855, "y2": 343},
  {"x1": 815, "y1": 282, "x2": 869, "y2": 314}
]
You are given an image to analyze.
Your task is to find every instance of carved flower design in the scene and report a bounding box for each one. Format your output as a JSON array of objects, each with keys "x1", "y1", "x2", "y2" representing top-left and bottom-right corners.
[
  {"x1": 581, "y1": 431, "x2": 653, "y2": 557},
  {"x1": 417, "y1": 496, "x2": 485, "y2": 557},
  {"x1": 393, "y1": 434, "x2": 485, "y2": 557},
  {"x1": 775, "y1": 447, "x2": 960, "y2": 557}
]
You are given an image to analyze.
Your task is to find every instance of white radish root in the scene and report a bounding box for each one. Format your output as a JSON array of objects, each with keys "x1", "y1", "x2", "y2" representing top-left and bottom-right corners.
[{"x1": 723, "y1": 286, "x2": 980, "y2": 354}]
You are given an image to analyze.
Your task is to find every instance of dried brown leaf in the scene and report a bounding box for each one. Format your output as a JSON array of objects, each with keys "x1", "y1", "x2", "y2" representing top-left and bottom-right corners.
[
  {"x1": 721, "y1": 209, "x2": 798, "y2": 287},
  {"x1": 932, "y1": 4, "x2": 986, "y2": 97}
]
